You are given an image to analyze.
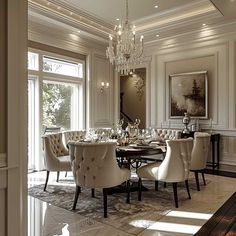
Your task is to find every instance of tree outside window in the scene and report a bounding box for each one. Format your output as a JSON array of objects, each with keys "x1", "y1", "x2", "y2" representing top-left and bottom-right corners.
[{"x1": 42, "y1": 82, "x2": 72, "y2": 130}]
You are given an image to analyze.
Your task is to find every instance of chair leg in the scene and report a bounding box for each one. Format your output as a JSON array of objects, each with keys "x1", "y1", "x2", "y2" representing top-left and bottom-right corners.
[
  {"x1": 155, "y1": 181, "x2": 158, "y2": 191},
  {"x1": 163, "y1": 182, "x2": 167, "y2": 188},
  {"x1": 194, "y1": 171, "x2": 200, "y2": 191},
  {"x1": 72, "y1": 186, "x2": 81, "y2": 210},
  {"x1": 56, "y1": 171, "x2": 60, "y2": 182},
  {"x1": 126, "y1": 180, "x2": 130, "y2": 204},
  {"x1": 138, "y1": 177, "x2": 142, "y2": 201},
  {"x1": 65, "y1": 172, "x2": 67, "y2": 177},
  {"x1": 91, "y1": 188, "x2": 95, "y2": 198},
  {"x1": 185, "y1": 180, "x2": 191, "y2": 199},
  {"x1": 103, "y1": 188, "x2": 108, "y2": 218},
  {"x1": 201, "y1": 171, "x2": 206, "y2": 185},
  {"x1": 44, "y1": 171, "x2": 50, "y2": 191},
  {"x1": 172, "y1": 182, "x2": 178, "y2": 208}
]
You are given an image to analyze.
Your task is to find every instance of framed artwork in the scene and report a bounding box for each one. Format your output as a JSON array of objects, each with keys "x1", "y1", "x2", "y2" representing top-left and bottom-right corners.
[{"x1": 169, "y1": 71, "x2": 208, "y2": 118}]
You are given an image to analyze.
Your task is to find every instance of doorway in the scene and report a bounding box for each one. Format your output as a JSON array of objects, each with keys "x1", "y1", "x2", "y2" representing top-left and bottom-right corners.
[{"x1": 120, "y1": 68, "x2": 146, "y2": 129}]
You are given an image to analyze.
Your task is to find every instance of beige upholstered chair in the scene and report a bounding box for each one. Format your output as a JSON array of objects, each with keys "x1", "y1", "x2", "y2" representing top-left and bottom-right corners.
[
  {"x1": 42, "y1": 133, "x2": 71, "y2": 191},
  {"x1": 190, "y1": 132, "x2": 211, "y2": 191},
  {"x1": 155, "y1": 129, "x2": 182, "y2": 140},
  {"x1": 141, "y1": 129, "x2": 182, "y2": 162},
  {"x1": 137, "y1": 138, "x2": 193, "y2": 208},
  {"x1": 69, "y1": 141, "x2": 131, "y2": 218},
  {"x1": 63, "y1": 130, "x2": 86, "y2": 145}
]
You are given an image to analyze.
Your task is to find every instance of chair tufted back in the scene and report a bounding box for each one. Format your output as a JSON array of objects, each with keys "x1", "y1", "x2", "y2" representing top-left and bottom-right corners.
[
  {"x1": 155, "y1": 129, "x2": 182, "y2": 140},
  {"x1": 190, "y1": 132, "x2": 211, "y2": 170},
  {"x1": 158, "y1": 138, "x2": 193, "y2": 182},
  {"x1": 70, "y1": 142, "x2": 130, "y2": 189},
  {"x1": 63, "y1": 130, "x2": 86, "y2": 145},
  {"x1": 42, "y1": 133, "x2": 69, "y2": 170}
]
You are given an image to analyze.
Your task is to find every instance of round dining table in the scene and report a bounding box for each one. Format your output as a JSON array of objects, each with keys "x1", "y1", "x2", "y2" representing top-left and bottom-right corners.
[
  {"x1": 116, "y1": 144, "x2": 166, "y2": 169},
  {"x1": 116, "y1": 145, "x2": 165, "y2": 158}
]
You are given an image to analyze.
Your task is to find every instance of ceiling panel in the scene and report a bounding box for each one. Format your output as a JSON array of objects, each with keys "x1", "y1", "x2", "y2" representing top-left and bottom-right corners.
[
  {"x1": 28, "y1": 0, "x2": 236, "y2": 45},
  {"x1": 61, "y1": 0, "x2": 197, "y2": 24}
]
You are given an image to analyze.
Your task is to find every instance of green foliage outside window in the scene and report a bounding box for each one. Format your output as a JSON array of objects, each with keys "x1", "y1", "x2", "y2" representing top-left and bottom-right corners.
[{"x1": 42, "y1": 83, "x2": 72, "y2": 130}]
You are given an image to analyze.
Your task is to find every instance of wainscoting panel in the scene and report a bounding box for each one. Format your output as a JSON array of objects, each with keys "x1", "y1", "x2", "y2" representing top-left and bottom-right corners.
[
  {"x1": 93, "y1": 53, "x2": 114, "y2": 127},
  {"x1": 221, "y1": 136, "x2": 236, "y2": 167},
  {"x1": 154, "y1": 43, "x2": 228, "y2": 130}
]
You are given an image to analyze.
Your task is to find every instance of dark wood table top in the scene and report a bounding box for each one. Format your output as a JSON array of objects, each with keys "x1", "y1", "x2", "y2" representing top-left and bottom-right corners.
[{"x1": 116, "y1": 145, "x2": 166, "y2": 158}]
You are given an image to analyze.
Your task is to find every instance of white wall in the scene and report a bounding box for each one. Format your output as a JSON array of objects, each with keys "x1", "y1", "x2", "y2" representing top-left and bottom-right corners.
[{"x1": 144, "y1": 25, "x2": 236, "y2": 171}]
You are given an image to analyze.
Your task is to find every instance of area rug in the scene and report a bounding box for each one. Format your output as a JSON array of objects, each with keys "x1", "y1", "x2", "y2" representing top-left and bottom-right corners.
[{"x1": 28, "y1": 175, "x2": 204, "y2": 235}]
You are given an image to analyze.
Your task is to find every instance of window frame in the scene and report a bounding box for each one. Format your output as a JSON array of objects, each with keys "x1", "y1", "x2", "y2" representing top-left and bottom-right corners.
[{"x1": 28, "y1": 48, "x2": 86, "y2": 170}]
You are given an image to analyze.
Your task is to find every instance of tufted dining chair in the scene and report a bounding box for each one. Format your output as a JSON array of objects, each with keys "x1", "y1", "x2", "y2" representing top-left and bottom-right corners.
[
  {"x1": 42, "y1": 133, "x2": 71, "y2": 191},
  {"x1": 190, "y1": 132, "x2": 211, "y2": 191},
  {"x1": 140, "y1": 129, "x2": 182, "y2": 163},
  {"x1": 63, "y1": 130, "x2": 86, "y2": 146},
  {"x1": 137, "y1": 138, "x2": 193, "y2": 208},
  {"x1": 155, "y1": 129, "x2": 182, "y2": 140},
  {"x1": 69, "y1": 141, "x2": 131, "y2": 218}
]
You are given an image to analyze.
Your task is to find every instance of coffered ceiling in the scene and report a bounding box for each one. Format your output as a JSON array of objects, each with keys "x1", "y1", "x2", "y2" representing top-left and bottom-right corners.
[{"x1": 28, "y1": 0, "x2": 236, "y2": 46}]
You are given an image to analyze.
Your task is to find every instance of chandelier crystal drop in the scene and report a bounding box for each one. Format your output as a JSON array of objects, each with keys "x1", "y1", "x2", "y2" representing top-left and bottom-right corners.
[{"x1": 106, "y1": 0, "x2": 144, "y2": 75}]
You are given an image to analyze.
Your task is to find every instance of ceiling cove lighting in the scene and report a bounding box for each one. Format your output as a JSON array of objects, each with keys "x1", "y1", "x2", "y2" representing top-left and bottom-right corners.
[{"x1": 106, "y1": 0, "x2": 144, "y2": 75}]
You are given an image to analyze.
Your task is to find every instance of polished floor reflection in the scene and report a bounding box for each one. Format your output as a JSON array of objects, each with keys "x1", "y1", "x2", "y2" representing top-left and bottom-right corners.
[{"x1": 28, "y1": 171, "x2": 236, "y2": 236}]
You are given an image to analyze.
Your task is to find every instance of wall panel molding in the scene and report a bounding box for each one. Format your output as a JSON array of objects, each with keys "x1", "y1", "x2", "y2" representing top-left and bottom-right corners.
[
  {"x1": 152, "y1": 42, "x2": 228, "y2": 131},
  {"x1": 93, "y1": 52, "x2": 114, "y2": 127},
  {"x1": 0, "y1": 153, "x2": 6, "y2": 167},
  {"x1": 146, "y1": 32, "x2": 236, "y2": 169},
  {"x1": 220, "y1": 136, "x2": 236, "y2": 166}
]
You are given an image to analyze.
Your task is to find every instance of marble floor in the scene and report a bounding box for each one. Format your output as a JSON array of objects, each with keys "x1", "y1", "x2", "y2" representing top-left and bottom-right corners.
[{"x1": 28, "y1": 171, "x2": 236, "y2": 236}]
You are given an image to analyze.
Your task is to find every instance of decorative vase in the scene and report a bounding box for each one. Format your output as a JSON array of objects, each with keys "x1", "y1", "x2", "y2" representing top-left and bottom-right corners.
[{"x1": 182, "y1": 112, "x2": 191, "y2": 133}]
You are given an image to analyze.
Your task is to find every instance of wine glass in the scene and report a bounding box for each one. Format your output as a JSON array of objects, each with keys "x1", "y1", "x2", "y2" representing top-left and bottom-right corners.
[{"x1": 135, "y1": 118, "x2": 141, "y2": 127}]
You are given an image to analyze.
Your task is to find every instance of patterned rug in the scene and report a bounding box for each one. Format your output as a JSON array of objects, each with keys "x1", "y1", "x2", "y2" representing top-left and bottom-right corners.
[{"x1": 28, "y1": 174, "x2": 203, "y2": 235}]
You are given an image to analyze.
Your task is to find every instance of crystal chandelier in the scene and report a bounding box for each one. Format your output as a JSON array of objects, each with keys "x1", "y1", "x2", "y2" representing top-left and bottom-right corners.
[{"x1": 106, "y1": 0, "x2": 144, "y2": 75}]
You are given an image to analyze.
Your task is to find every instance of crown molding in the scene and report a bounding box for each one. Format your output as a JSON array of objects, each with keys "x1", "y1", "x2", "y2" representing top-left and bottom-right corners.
[
  {"x1": 145, "y1": 21, "x2": 236, "y2": 50},
  {"x1": 136, "y1": 3, "x2": 219, "y2": 34},
  {"x1": 28, "y1": 0, "x2": 234, "y2": 47},
  {"x1": 48, "y1": 0, "x2": 113, "y2": 29},
  {"x1": 28, "y1": 20, "x2": 107, "y2": 53},
  {"x1": 28, "y1": 0, "x2": 113, "y2": 40}
]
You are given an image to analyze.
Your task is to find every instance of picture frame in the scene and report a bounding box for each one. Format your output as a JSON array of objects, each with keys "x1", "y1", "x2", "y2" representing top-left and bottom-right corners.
[{"x1": 169, "y1": 71, "x2": 208, "y2": 118}]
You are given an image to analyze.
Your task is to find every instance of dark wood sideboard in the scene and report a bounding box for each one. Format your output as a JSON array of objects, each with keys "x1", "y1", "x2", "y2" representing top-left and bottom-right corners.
[{"x1": 181, "y1": 131, "x2": 220, "y2": 174}]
